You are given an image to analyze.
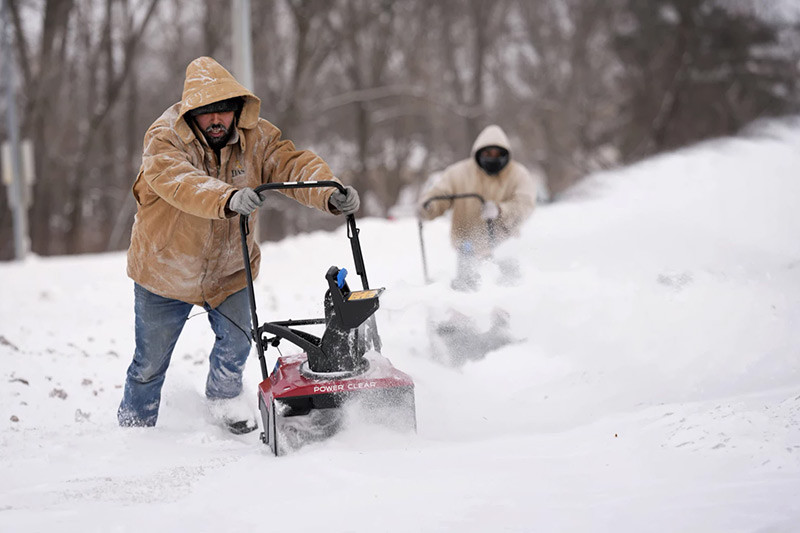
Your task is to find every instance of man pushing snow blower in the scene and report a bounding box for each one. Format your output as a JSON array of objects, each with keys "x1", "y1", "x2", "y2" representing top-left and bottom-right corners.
[
  {"x1": 417, "y1": 124, "x2": 538, "y2": 291},
  {"x1": 118, "y1": 56, "x2": 359, "y2": 434},
  {"x1": 415, "y1": 125, "x2": 537, "y2": 366}
]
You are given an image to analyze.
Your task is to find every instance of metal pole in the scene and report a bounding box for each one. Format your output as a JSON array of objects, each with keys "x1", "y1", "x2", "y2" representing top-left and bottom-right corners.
[
  {"x1": 231, "y1": 0, "x2": 254, "y2": 91},
  {"x1": 1, "y1": 0, "x2": 28, "y2": 260},
  {"x1": 231, "y1": 0, "x2": 255, "y2": 241},
  {"x1": 239, "y1": 214, "x2": 269, "y2": 380},
  {"x1": 418, "y1": 219, "x2": 430, "y2": 284}
]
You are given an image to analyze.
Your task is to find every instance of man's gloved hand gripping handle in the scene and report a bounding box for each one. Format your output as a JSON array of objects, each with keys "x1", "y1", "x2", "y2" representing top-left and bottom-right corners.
[
  {"x1": 228, "y1": 187, "x2": 264, "y2": 215},
  {"x1": 328, "y1": 185, "x2": 360, "y2": 215}
]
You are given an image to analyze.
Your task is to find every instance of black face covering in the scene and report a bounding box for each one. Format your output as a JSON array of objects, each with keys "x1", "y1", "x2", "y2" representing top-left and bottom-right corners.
[{"x1": 476, "y1": 146, "x2": 510, "y2": 175}]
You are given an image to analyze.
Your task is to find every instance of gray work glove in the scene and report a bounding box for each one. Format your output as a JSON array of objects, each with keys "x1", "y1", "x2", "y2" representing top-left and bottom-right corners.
[
  {"x1": 329, "y1": 185, "x2": 360, "y2": 215},
  {"x1": 228, "y1": 187, "x2": 264, "y2": 215},
  {"x1": 416, "y1": 202, "x2": 432, "y2": 220},
  {"x1": 481, "y1": 200, "x2": 500, "y2": 221}
]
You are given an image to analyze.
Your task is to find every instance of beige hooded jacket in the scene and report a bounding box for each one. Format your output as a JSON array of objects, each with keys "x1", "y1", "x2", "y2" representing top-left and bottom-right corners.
[
  {"x1": 127, "y1": 57, "x2": 339, "y2": 308},
  {"x1": 419, "y1": 125, "x2": 537, "y2": 256}
]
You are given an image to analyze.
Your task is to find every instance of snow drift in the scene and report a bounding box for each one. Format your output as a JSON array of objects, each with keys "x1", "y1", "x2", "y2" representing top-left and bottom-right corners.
[{"x1": 1, "y1": 119, "x2": 799, "y2": 532}]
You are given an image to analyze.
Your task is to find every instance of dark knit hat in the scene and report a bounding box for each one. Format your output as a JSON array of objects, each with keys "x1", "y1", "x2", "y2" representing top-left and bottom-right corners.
[{"x1": 189, "y1": 97, "x2": 243, "y2": 117}]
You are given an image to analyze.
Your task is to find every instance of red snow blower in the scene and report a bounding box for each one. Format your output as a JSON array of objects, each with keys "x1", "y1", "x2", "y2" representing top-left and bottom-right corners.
[{"x1": 239, "y1": 181, "x2": 416, "y2": 455}]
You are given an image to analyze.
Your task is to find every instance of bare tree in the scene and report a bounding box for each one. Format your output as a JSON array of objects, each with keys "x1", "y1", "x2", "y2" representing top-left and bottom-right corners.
[
  {"x1": 1, "y1": 0, "x2": 797, "y2": 258},
  {"x1": 8, "y1": 0, "x2": 75, "y2": 254},
  {"x1": 614, "y1": 0, "x2": 799, "y2": 161},
  {"x1": 509, "y1": 0, "x2": 622, "y2": 195}
]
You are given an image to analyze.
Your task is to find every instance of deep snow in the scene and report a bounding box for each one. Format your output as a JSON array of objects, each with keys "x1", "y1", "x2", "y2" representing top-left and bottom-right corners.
[{"x1": 1, "y1": 119, "x2": 799, "y2": 532}]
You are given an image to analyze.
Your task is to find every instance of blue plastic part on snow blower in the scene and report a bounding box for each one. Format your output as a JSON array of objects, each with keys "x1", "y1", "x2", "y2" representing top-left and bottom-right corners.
[{"x1": 337, "y1": 268, "x2": 348, "y2": 289}]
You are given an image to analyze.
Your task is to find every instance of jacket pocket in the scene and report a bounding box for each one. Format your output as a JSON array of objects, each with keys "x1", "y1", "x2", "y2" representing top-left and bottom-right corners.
[
  {"x1": 152, "y1": 208, "x2": 181, "y2": 253},
  {"x1": 132, "y1": 169, "x2": 160, "y2": 207}
]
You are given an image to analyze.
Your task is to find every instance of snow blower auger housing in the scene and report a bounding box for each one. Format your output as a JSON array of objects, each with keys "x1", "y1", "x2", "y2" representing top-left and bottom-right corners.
[{"x1": 239, "y1": 181, "x2": 416, "y2": 456}]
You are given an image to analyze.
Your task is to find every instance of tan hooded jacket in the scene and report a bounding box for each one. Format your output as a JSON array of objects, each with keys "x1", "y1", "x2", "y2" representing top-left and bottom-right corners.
[
  {"x1": 127, "y1": 57, "x2": 339, "y2": 308},
  {"x1": 419, "y1": 125, "x2": 537, "y2": 256}
]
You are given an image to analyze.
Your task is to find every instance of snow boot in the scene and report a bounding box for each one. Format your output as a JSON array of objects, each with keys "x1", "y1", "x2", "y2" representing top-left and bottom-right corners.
[{"x1": 208, "y1": 394, "x2": 259, "y2": 435}]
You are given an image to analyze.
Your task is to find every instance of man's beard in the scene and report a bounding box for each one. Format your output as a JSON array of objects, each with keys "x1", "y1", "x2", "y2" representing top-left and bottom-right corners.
[{"x1": 202, "y1": 122, "x2": 231, "y2": 150}]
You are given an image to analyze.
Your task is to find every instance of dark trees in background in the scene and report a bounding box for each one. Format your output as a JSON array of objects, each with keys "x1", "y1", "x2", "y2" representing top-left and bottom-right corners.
[
  {"x1": 3, "y1": 0, "x2": 158, "y2": 257},
  {"x1": 1, "y1": 0, "x2": 798, "y2": 259},
  {"x1": 614, "y1": 0, "x2": 799, "y2": 161}
]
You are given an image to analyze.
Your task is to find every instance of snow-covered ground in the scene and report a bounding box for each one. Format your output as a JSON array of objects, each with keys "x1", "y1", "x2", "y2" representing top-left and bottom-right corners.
[{"x1": 2, "y1": 119, "x2": 799, "y2": 532}]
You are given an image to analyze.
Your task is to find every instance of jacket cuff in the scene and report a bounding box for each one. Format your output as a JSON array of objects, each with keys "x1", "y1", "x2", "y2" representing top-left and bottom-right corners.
[
  {"x1": 221, "y1": 189, "x2": 238, "y2": 218},
  {"x1": 324, "y1": 188, "x2": 337, "y2": 214}
]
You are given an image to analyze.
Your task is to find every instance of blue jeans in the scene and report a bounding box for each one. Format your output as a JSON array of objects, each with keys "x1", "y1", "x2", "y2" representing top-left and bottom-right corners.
[{"x1": 118, "y1": 283, "x2": 253, "y2": 427}]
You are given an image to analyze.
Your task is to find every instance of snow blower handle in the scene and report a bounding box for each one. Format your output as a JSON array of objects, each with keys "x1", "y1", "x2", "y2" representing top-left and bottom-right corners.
[
  {"x1": 238, "y1": 212, "x2": 267, "y2": 378},
  {"x1": 421, "y1": 193, "x2": 494, "y2": 241},
  {"x1": 418, "y1": 193, "x2": 495, "y2": 284},
  {"x1": 249, "y1": 180, "x2": 370, "y2": 289},
  {"x1": 422, "y1": 192, "x2": 486, "y2": 211},
  {"x1": 239, "y1": 180, "x2": 370, "y2": 380}
]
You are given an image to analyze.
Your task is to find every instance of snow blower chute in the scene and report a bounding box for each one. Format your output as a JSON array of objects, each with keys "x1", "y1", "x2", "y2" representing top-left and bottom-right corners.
[{"x1": 239, "y1": 181, "x2": 416, "y2": 455}]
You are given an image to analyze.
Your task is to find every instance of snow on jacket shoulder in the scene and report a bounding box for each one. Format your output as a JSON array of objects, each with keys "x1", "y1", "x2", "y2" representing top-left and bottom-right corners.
[
  {"x1": 127, "y1": 56, "x2": 339, "y2": 308},
  {"x1": 420, "y1": 125, "x2": 537, "y2": 256}
]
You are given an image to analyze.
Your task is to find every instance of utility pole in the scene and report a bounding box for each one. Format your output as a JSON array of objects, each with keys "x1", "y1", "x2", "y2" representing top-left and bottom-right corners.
[
  {"x1": 1, "y1": 0, "x2": 29, "y2": 260},
  {"x1": 231, "y1": 0, "x2": 254, "y2": 91},
  {"x1": 231, "y1": 0, "x2": 257, "y2": 239}
]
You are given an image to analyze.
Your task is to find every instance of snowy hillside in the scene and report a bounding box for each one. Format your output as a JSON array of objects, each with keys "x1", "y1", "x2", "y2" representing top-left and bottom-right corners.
[{"x1": 2, "y1": 119, "x2": 799, "y2": 532}]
